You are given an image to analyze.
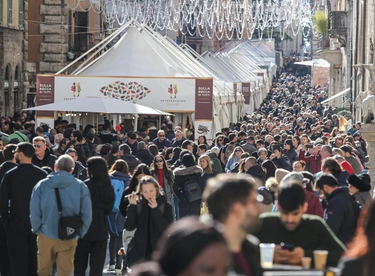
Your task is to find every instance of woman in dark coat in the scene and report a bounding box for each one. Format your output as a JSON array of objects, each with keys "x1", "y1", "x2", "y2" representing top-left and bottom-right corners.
[
  {"x1": 338, "y1": 199, "x2": 375, "y2": 276},
  {"x1": 74, "y1": 157, "x2": 115, "y2": 276},
  {"x1": 107, "y1": 159, "x2": 132, "y2": 273},
  {"x1": 283, "y1": 139, "x2": 298, "y2": 164},
  {"x1": 125, "y1": 176, "x2": 174, "y2": 267},
  {"x1": 173, "y1": 153, "x2": 203, "y2": 218},
  {"x1": 119, "y1": 164, "x2": 151, "y2": 218}
]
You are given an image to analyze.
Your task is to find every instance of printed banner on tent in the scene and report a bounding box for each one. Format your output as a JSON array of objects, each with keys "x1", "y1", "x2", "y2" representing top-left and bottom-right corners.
[
  {"x1": 195, "y1": 78, "x2": 213, "y2": 120},
  {"x1": 194, "y1": 120, "x2": 212, "y2": 141},
  {"x1": 36, "y1": 75, "x2": 55, "y2": 118},
  {"x1": 52, "y1": 75, "x2": 196, "y2": 112}
]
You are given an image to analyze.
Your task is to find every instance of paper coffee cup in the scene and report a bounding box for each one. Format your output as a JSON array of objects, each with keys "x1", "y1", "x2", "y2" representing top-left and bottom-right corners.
[
  {"x1": 302, "y1": 257, "x2": 312, "y2": 269},
  {"x1": 313, "y1": 250, "x2": 328, "y2": 270},
  {"x1": 259, "y1": 243, "x2": 275, "y2": 268}
]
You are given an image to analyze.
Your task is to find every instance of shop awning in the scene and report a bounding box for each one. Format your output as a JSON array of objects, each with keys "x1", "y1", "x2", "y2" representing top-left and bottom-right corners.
[{"x1": 321, "y1": 88, "x2": 351, "y2": 104}]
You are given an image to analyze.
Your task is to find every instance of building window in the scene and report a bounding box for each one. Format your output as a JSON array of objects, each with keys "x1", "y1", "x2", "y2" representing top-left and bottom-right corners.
[
  {"x1": 7, "y1": 0, "x2": 12, "y2": 26},
  {"x1": 19, "y1": 0, "x2": 24, "y2": 28}
]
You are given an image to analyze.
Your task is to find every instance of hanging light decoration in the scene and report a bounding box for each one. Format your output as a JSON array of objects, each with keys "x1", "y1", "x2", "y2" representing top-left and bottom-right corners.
[{"x1": 68, "y1": 0, "x2": 325, "y2": 40}]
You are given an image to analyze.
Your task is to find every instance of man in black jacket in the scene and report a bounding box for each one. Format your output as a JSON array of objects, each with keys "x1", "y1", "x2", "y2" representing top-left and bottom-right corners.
[
  {"x1": 203, "y1": 174, "x2": 263, "y2": 276},
  {"x1": 31, "y1": 136, "x2": 57, "y2": 170},
  {"x1": 0, "y1": 142, "x2": 48, "y2": 276},
  {"x1": 0, "y1": 144, "x2": 17, "y2": 276},
  {"x1": 316, "y1": 173, "x2": 357, "y2": 244}
]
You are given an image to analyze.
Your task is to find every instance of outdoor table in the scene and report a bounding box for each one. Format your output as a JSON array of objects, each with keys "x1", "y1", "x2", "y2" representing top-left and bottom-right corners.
[{"x1": 263, "y1": 265, "x2": 340, "y2": 276}]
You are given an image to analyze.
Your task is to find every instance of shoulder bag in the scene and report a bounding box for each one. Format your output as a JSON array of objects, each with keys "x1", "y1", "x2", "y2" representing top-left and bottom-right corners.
[{"x1": 55, "y1": 188, "x2": 83, "y2": 240}]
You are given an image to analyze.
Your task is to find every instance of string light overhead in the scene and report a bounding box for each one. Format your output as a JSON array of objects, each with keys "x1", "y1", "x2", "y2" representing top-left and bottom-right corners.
[{"x1": 68, "y1": 0, "x2": 325, "y2": 40}]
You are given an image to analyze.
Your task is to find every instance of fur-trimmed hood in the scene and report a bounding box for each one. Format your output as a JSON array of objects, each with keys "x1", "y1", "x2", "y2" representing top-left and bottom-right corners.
[{"x1": 173, "y1": 165, "x2": 203, "y2": 176}]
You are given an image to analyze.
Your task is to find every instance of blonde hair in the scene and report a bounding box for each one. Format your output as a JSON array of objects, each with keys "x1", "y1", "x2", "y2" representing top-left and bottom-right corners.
[
  {"x1": 198, "y1": 155, "x2": 213, "y2": 174},
  {"x1": 136, "y1": 175, "x2": 163, "y2": 197}
]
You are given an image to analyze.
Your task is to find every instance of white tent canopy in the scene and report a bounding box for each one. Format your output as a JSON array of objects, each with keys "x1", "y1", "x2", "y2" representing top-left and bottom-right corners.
[{"x1": 24, "y1": 96, "x2": 173, "y2": 115}]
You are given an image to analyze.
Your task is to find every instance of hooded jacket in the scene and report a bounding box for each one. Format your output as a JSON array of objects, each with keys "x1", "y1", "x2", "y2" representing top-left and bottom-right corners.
[
  {"x1": 120, "y1": 154, "x2": 141, "y2": 174},
  {"x1": 173, "y1": 165, "x2": 203, "y2": 217},
  {"x1": 30, "y1": 171, "x2": 92, "y2": 240},
  {"x1": 136, "y1": 149, "x2": 155, "y2": 166},
  {"x1": 325, "y1": 187, "x2": 356, "y2": 244},
  {"x1": 246, "y1": 165, "x2": 266, "y2": 183},
  {"x1": 207, "y1": 152, "x2": 222, "y2": 173}
]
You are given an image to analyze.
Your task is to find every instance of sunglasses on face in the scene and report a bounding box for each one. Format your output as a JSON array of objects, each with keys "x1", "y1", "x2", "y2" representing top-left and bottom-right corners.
[
  {"x1": 155, "y1": 160, "x2": 163, "y2": 163},
  {"x1": 235, "y1": 150, "x2": 242, "y2": 153},
  {"x1": 158, "y1": 135, "x2": 165, "y2": 137},
  {"x1": 33, "y1": 144, "x2": 43, "y2": 148}
]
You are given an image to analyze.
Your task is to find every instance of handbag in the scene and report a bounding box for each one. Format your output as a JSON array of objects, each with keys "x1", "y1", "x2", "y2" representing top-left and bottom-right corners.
[
  {"x1": 184, "y1": 177, "x2": 202, "y2": 203},
  {"x1": 55, "y1": 188, "x2": 83, "y2": 240}
]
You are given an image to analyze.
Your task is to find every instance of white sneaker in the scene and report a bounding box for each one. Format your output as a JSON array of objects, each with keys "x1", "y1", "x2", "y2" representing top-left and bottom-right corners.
[
  {"x1": 107, "y1": 264, "x2": 115, "y2": 271},
  {"x1": 115, "y1": 268, "x2": 122, "y2": 275}
]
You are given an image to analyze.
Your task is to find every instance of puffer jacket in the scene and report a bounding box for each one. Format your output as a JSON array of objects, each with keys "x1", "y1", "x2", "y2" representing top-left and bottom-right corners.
[{"x1": 173, "y1": 165, "x2": 203, "y2": 217}]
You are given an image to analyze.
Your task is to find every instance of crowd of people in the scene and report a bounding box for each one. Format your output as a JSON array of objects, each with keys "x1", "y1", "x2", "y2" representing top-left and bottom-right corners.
[{"x1": 0, "y1": 59, "x2": 374, "y2": 276}]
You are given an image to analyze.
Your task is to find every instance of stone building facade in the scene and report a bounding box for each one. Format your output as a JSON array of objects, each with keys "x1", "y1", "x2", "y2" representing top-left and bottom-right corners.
[
  {"x1": 0, "y1": 0, "x2": 105, "y2": 118},
  {"x1": 0, "y1": 0, "x2": 25, "y2": 117}
]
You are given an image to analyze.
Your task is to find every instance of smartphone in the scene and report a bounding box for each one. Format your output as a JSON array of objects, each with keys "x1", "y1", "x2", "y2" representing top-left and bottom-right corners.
[
  {"x1": 124, "y1": 192, "x2": 140, "y2": 199},
  {"x1": 305, "y1": 143, "x2": 314, "y2": 149},
  {"x1": 280, "y1": 242, "x2": 295, "y2": 251}
]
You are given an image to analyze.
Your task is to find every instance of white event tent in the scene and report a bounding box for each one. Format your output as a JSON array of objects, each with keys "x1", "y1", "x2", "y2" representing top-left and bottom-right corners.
[{"x1": 54, "y1": 20, "x2": 273, "y2": 136}]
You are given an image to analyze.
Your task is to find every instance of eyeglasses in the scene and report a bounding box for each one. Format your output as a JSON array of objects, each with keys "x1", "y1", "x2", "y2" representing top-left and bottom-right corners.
[
  {"x1": 155, "y1": 160, "x2": 163, "y2": 163},
  {"x1": 33, "y1": 144, "x2": 43, "y2": 148},
  {"x1": 235, "y1": 150, "x2": 242, "y2": 153}
]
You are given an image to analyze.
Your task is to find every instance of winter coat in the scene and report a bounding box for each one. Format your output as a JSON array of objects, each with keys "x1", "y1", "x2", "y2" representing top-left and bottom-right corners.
[
  {"x1": 125, "y1": 196, "x2": 173, "y2": 266},
  {"x1": 150, "y1": 170, "x2": 175, "y2": 220},
  {"x1": 272, "y1": 155, "x2": 292, "y2": 171},
  {"x1": 29, "y1": 171, "x2": 92, "y2": 239},
  {"x1": 82, "y1": 179, "x2": 114, "y2": 240},
  {"x1": 325, "y1": 187, "x2": 357, "y2": 244},
  {"x1": 136, "y1": 149, "x2": 155, "y2": 166},
  {"x1": 72, "y1": 160, "x2": 87, "y2": 181},
  {"x1": 32, "y1": 149, "x2": 57, "y2": 171},
  {"x1": 120, "y1": 154, "x2": 141, "y2": 174},
  {"x1": 246, "y1": 165, "x2": 266, "y2": 183},
  {"x1": 200, "y1": 171, "x2": 217, "y2": 189},
  {"x1": 299, "y1": 150, "x2": 321, "y2": 174},
  {"x1": 332, "y1": 171, "x2": 350, "y2": 187},
  {"x1": 305, "y1": 190, "x2": 324, "y2": 218},
  {"x1": 353, "y1": 191, "x2": 372, "y2": 208},
  {"x1": 107, "y1": 172, "x2": 132, "y2": 235},
  {"x1": 283, "y1": 149, "x2": 298, "y2": 164},
  {"x1": 173, "y1": 165, "x2": 203, "y2": 218},
  {"x1": 207, "y1": 152, "x2": 222, "y2": 173}
]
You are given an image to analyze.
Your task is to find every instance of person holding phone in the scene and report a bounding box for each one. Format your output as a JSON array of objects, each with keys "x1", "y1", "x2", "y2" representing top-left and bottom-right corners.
[{"x1": 124, "y1": 176, "x2": 174, "y2": 268}]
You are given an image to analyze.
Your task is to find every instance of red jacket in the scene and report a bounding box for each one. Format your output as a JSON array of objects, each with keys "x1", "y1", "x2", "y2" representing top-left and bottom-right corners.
[
  {"x1": 299, "y1": 150, "x2": 322, "y2": 174},
  {"x1": 305, "y1": 190, "x2": 324, "y2": 218}
]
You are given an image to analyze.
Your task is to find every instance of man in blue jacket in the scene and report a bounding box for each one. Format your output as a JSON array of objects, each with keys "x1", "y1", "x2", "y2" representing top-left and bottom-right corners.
[{"x1": 30, "y1": 155, "x2": 92, "y2": 276}]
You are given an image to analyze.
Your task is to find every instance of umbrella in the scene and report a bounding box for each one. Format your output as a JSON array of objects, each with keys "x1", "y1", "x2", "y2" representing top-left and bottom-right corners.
[{"x1": 24, "y1": 96, "x2": 173, "y2": 116}]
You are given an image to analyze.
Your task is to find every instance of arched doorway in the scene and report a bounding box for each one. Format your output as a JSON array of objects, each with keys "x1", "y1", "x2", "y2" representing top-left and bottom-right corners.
[{"x1": 4, "y1": 64, "x2": 11, "y2": 117}]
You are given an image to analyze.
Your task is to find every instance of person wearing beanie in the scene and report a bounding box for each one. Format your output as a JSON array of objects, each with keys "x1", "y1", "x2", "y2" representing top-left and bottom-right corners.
[
  {"x1": 348, "y1": 174, "x2": 372, "y2": 207},
  {"x1": 172, "y1": 153, "x2": 203, "y2": 218}
]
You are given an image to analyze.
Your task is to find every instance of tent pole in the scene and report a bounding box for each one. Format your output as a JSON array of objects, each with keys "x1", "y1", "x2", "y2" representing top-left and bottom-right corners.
[{"x1": 134, "y1": 114, "x2": 139, "y2": 132}]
